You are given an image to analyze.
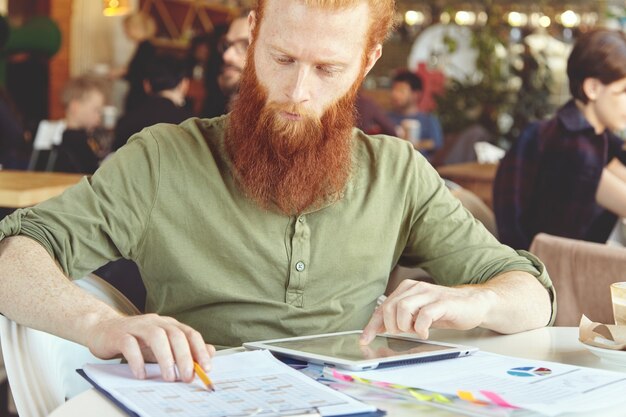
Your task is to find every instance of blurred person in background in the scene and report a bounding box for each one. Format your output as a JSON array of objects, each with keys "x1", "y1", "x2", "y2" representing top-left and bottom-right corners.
[
  {"x1": 0, "y1": 87, "x2": 28, "y2": 170},
  {"x1": 387, "y1": 70, "x2": 443, "y2": 159},
  {"x1": 495, "y1": 28, "x2": 626, "y2": 250},
  {"x1": 53, "y1": 76, "x2": 107, "y2": 174},
  {"x1": 203, "y1": 13, "x2": 250, "y2": 117},
  {"x1": 113, "y1": 55, "x2": 193, "y2": 151},
  {"x1": 185, "y1": 33, "x2": 221, "y2": 116},
  {"x1": 355, "y1": 89, "x2": 396, "y2": 136},
  {"x1": 119, "y1": 12, "x2": 157, "y2": 113}
]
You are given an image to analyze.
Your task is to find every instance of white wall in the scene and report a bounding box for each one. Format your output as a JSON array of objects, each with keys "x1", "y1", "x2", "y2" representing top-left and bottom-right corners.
[{"x1": 70, "y1": 0, "x2": 139, "y2": 110}]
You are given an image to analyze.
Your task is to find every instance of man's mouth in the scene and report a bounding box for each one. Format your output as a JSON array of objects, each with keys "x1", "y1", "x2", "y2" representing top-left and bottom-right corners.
[{"x1": 280, "y1": 111, "x2": 302, "y2": 121}]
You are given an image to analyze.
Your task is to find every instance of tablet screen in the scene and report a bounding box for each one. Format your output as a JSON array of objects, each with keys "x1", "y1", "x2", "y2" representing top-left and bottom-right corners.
[{"x1": 265, "y1": 333, "x2": 453, "y2": 361}]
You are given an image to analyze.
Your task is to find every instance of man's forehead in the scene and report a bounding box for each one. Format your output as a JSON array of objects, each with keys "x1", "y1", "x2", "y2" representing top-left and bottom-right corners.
[{"x1": 258, "y1": 0, "x2": 370, "y2": 57}]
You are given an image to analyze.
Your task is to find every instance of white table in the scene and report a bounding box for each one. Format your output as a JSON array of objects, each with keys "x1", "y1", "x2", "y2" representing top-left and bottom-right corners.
[{"x1": 49, "y1": 327, "x2": 626, "y2": 417}]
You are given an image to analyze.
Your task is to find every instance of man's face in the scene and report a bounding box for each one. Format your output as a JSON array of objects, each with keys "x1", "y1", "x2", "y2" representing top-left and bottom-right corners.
[
  {"x1": 219, "y1": 17, "x2": 250, "y2": 95},
  {"x1": 252, "y1": 0, "x2": 374, "y2": 119},
  {"x1": 390, "y1": 81, "x2": 415, "y2": 113},
  {"x1": 226, "y1": 0, "x2": 382, "y2": 214}
]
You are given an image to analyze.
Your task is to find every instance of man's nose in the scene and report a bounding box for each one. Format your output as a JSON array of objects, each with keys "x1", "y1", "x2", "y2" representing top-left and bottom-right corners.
[{"x1": 285, "y1": 67, "x2": 312, "y2": 103}]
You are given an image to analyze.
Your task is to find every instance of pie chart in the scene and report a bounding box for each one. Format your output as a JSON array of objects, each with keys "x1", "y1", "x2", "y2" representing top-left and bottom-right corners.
[{"x1": 507, "y1": 366, "x2": 552, "y2": 377}]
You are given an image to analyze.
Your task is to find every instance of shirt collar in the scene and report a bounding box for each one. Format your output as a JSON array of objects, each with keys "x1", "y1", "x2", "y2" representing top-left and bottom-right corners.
[{"x1": 557, "y1": 99, "x2": 596, "y2": 133}]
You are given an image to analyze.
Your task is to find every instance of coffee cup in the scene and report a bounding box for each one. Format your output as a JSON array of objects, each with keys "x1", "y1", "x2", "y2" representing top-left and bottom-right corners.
[
  {"x1": 400, "y1": 119, "x2": 421, "y2": 146},
  {"x1": 610, "y1": 282, "x2": 626, "y2": 325}
]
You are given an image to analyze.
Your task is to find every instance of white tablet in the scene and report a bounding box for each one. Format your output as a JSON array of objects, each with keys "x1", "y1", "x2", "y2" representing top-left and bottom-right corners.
[{"x1": 243, "y1": 330, "x2": 478, "y2": 371}]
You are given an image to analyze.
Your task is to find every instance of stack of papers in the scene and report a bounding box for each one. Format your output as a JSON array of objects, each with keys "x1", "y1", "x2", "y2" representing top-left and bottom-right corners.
[{"x1": 79, "y1": 350, "x2": 381, "y2": 417}]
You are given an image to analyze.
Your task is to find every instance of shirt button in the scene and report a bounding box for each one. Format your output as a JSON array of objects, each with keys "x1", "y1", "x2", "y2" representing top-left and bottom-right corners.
[
  {"x1": 295, "y1": 261, "x2": 306, "y2": 272},
  {"x1": 298, "y1": 216, "x2": 305, "y2": 223}
]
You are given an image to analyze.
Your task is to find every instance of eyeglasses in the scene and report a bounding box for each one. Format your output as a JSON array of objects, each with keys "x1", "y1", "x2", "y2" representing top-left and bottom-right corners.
[{"x1": 217, "y1": 37, "x2": 249, "y2": 55}]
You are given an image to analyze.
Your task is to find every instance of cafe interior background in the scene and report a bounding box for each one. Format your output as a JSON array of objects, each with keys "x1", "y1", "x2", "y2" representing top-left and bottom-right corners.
[{"x1": 2, "y1": 0, "x2": 626, "y2": 154}]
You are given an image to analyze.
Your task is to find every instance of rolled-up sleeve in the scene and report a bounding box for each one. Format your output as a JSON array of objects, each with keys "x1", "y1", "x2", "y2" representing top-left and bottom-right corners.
[
  {"x1": 398, "y1": 151, "x2": 556, "y2": 324},
  {"x1": 0, "y1": 131, "x2": 161, "y2": 279}
]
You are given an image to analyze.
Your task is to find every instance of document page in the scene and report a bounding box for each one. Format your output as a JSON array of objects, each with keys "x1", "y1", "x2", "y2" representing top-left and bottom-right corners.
[
  {"x1": 81, "y1": 350, "x2": 377, "y2": 417},
  {"x1": 342, "y1": 351, "x2": 626, "y2": 416}
]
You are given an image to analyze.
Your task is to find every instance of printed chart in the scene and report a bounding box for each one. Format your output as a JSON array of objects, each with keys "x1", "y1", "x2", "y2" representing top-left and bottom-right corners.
[{"x1": 506, "y1": 367, "x2": 552, "y2": 377}]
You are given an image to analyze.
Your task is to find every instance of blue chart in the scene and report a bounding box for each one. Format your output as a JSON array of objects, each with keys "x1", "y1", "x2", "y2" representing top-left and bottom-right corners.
[{"x1": 507, "y1": 366, "x2": 552, "y2": 378}]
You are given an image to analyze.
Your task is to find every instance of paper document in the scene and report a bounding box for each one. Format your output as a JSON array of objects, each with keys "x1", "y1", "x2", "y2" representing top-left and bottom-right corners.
[
  {"x1": 80, "y1": 350, "x2": 379, "y2": 417},
  {"x1": 340, "y1": 351, "x2": 626, "y2": 416}
]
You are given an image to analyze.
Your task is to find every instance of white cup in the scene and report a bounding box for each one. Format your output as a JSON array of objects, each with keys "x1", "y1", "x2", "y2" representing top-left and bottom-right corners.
[
  {"x1": 92, "y1": 63, "x2": 110, "y2": 77},
  {"x1": 401, "y1": 119, "x2": 421, "y2": 146},
  {"x1": 611, "y1": 282, "x2": 626, "y2": 325},
  {"x1": 102, "y1": 105, "x2": 118, "y2": 130}
]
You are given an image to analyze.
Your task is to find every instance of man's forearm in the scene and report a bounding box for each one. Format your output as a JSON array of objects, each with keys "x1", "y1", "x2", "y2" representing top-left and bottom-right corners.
[
  {"x1": 0, "y1": 236, "x2": 121, "y2": 347},
  {"x1": 477, "y1": 271, "x2": 552, "y2": 334}
]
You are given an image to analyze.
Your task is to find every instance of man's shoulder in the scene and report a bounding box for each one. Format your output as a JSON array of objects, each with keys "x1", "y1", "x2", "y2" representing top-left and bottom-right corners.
[
  {"x1": 137, "y1": 115, "x2": 228, "y2": 148},
  {"x1": 352, "y1": 128, "x2": 426, "y2": 171},
  {"x1": 353, "y1": 127, "x2": 407, "y2": 150}
]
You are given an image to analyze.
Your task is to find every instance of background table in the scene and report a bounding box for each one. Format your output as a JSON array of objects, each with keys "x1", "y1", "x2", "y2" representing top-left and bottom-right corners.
[
  {"x1": 49, "y1": 327, "x2": 626, "y2": 417},
  {"x1": 436, "y1": 162, "x2": 497, "y2": 209},
  {"x1": 0, "y1": 170, "x2": 83, "y2": 208}
]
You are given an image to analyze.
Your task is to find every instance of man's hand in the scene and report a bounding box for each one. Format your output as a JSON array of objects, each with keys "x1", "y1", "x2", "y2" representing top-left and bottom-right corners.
[
  {"x1": 85, "y1": 313, "x2": 215, "y2": 383},
  {"x1": 360, "y1": 279, "x2": 495, "y2": 344}
]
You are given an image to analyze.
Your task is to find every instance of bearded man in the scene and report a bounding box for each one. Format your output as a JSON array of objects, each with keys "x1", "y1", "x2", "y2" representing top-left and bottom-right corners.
[{"x1": 0, "y1": 0, "x2": 553, "y2": 384}]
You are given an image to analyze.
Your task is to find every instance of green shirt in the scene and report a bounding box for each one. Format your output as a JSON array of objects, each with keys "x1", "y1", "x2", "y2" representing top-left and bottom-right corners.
[{"x1": 0, "y1": 116, "x2": 555, "y2": 348}]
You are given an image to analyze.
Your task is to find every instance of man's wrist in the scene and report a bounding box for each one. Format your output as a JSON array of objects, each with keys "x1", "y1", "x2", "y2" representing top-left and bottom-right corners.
[
  {"x1": 76, "y1": 308, "x2": 121, "y2": 347},
  {"x1": 474, "y1": 285, "x2": 499, "y2": 329}
]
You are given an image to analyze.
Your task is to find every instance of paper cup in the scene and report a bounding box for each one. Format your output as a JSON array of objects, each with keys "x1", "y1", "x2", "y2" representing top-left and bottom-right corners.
[
  {"x1": 401, "y1": 119, "x2": 421, "y2": 146},
  {"x1": 610, "y1": 282, "x2": 626, "y2": 325}
]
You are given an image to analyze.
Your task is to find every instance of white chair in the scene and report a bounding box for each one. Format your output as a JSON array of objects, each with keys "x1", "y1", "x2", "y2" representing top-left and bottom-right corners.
[
  {"x1": 27, "y1": 120, "x2": 66, "y2": 171},
  {"x1": 0, "y1": 274, "x2": 140, "y2": 417}
]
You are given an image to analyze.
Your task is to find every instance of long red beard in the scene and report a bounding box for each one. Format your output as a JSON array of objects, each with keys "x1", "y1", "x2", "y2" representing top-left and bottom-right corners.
[{"x1": 226, "y1": 54, "x2": 360, "y2": 215}]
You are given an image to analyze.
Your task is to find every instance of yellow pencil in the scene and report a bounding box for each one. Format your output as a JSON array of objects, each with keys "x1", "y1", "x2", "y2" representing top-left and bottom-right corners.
[{"x1": 193, "y1": 361, "x2": 215, "y2": 392}]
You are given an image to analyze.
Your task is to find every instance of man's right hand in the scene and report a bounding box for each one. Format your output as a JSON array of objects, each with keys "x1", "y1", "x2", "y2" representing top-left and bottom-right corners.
[
  {"x1": 85, "y1": 313, "x2": 215, "y2": 383},
  {"x1": 0, "y1": 237, "x2": 216, "y2": 383}
]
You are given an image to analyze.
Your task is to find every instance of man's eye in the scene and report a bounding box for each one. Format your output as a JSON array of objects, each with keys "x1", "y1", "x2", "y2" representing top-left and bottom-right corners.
[
  {"x1": 317, "y1": 65, "x2": 338, "y2": 76},
  {"x1": 275, "y1": 56, "x2": 294, "y2": 64}
]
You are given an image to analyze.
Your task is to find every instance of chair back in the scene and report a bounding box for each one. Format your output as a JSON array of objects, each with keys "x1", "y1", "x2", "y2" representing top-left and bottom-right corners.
[
  {"x1": 450, "y1": 186, "x2": 498, "y2": 238},
  {"x1": 0, "y1": 273, "x2": 140, "y2": 417},
  {"x1": 27, "y1": 120, "x2": 66, "y2": 171},
  {"x1": 529, "y1": 233, "x2": 626, "y2": 326}
]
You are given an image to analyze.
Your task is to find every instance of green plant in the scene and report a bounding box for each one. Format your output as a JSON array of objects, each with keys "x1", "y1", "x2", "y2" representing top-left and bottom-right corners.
[{"x1": 434, "y1": 18, "x2": 553, "y2": 147}]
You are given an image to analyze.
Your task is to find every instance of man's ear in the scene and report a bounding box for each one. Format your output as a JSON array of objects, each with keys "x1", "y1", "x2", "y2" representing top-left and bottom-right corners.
[
  {"x1": 364, "y1": 44, "x2": 383, "y2": 76},
  {"x1": 248, "y1": 11, "x2": 257, "y2": 44},
  {"x1": 582, "y1": 77, "x2": 602, "y2": 101}
]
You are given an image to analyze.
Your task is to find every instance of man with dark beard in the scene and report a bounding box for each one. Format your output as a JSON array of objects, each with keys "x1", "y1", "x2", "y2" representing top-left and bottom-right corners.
[{"x1": 0, "y1": 0, "x2": 553, "y2": 384}]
